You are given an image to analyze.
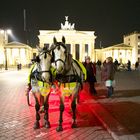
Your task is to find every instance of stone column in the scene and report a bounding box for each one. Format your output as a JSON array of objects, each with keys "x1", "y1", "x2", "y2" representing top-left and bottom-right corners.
[
  {"x1": 89, "y1": 42, "x2": 92, "y2": 61},
  {"x1": 9, "y1": 48, "x2": 12, "y2": 65},
  {"x1": 125, "y1": 49, "x2": 127, "y2": 63},
  {"x1": 7, "y1": 48, "x2": 12, "y2": 66},
  {"x1": 79, "y1": 43, "x2": 83, "y2": 62},
  {"x1": 82, "y1": 43, "x2": 85, "y2": 62},
  {"x1": 112, "y1": 49, "x2": 114, "y2": 60},
  {"x1": 71, "y1": 43, "x2": 75, "y2": 59},
  {"x1": 70, "y1": 43, "x2": 74, "y2": 57}
]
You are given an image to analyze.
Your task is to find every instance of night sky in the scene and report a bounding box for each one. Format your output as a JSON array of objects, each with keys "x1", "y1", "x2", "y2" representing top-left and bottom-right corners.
[{"x1": 0, "y1": 0, "x2": 140, "y2": 48}]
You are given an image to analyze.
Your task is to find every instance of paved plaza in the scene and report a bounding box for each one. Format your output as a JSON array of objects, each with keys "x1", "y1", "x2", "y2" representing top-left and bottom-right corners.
[
  {"x1": 95, "y1": 70, "x2": 140, "y2": 140},
  {"x1": 0, "y1": 68, "x2": 140, "y2": 140},
  {"x1": 0, "y1": 69, "x2": 113, "y2": 140}
]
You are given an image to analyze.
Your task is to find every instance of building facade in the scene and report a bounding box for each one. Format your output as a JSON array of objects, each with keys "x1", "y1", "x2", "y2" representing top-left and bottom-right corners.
[
  {"x1": 95, "y1": 43, "x2": 132, "y2": 64},
  {"x1": 38, "y1": 16, "x2": 96, "y2": 62},
  {"x1": 4, "y1": 42, "x2": 33, "y2": 66},
  {"x1": 0, "y1": 41, "x2": 34, "y2": 67},
  {"x1": 123, "y1": 31, "x2": 140, "y2": 63},
  {"x1": 38, "y1": 17, "x2": 139, "y2": 65},
  {"x1": 96, "y1": 32, "x2": 140, "y2": 64},
  {"x1": 0, "y1": 29, "x2": 36, "y2": 68}
]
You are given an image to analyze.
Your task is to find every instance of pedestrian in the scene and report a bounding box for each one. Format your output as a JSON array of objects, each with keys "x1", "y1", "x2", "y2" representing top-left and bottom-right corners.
[
  {"x1": 17, "y1": 63, "x2": 20, "y2": 70},
  {"x1": 83, "y1": 56, "x2": 97, "y2": 95},
  {"x1": 101, "y1": 57, "x2": 116, "y2": 97},
  {"x1": 127, "y1": 60, "x2": 131, "y2": 71},
  {"x1": 135, "y1": 61, "x2": 139, "y2": 70},
  {"x1": 96, "y1": 60, "x2": 102, "y2": 70},
  {"x1": 138, "y1": 62, "x2": 140, "y2": 71},
  {"x1": 114, "y1": 59, "x2": 119, "y2": 71}
]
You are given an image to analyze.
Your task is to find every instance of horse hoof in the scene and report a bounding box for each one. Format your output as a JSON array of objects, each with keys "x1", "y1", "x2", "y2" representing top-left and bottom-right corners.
[
  {"x1": 71, "y1": 123, "x2": 77, "y2": 128},
  {"x1": 33, "y1": 121, "x2": 40, "y2": 129},
  {"x1": 56, "y1": 126, "x2": 63, "y2": 132},
  {"x1": 45, "y1": 121, "x2": 51, "y2": 128}
]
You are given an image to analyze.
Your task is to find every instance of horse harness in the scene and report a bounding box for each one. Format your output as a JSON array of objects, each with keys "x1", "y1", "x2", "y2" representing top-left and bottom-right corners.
[
  {"x1": 50, "y1": 42, "x2": 67, "y2": 67},
  {"x1": 30, "y1": 50, "x2": 53, "y2": 84},
  {"x1": 50, "y1": 42, "x2": 84, "y2": 88},
  {"x1": 55, "y1": 59, "x2": 83, "y2": 88}
]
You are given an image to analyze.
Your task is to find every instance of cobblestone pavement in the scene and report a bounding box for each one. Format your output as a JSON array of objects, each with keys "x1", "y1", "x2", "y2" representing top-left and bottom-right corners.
[
  {"x1": 0, "y1": 70, "x2": 113, "y2": 140},
  {"x1": 95, "y1": 70, "x2": 140, "y2": 140}
]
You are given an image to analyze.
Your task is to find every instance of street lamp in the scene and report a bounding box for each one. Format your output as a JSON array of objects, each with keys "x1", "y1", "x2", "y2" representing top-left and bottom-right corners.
[{"x1": 0, "y1": 29, "x2": 12, "y2": 70}]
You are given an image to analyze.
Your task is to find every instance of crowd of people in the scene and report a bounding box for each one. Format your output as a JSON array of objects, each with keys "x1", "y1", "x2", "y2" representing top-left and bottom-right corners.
[
  {"x1": 82, "y1": 56, "x2": 140, "y2": 98},
  {"x1": 27, "y1": 55, "x2": 140, "y2": 98},
  {"x1": 83, "y1": 56, "x2": 116, "y2": 98}
]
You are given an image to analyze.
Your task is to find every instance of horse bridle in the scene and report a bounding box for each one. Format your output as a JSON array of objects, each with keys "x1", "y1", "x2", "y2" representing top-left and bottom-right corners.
[
  {"x1": 38, "y1": 50, "x2": 52, "y2": 75},
  {"x1": 51, "y1": 42, "x2": 67, "y2": 67}
]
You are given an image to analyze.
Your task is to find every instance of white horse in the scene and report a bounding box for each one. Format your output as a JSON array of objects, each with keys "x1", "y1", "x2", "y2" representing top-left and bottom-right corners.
[
  {"x1": 49, "y1": 36, "x2": 86, "y2": 131},
  {"x1": 30, "y1": 46, "x2": 52, "y2": 129}
]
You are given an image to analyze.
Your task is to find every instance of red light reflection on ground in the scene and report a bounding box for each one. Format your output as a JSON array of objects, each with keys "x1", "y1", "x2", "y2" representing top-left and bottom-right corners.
[{"x1": 19, "y1": 83, "x2": 102, "y2": 139}]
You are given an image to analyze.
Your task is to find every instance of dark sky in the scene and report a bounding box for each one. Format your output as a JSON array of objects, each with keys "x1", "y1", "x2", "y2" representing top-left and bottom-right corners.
[{"x1": 0, "y1": 0, "x2": 140, "y2": 48}]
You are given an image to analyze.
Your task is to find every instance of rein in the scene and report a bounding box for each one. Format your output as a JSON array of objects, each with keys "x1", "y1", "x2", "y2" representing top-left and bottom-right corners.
[
  {"x1": 54, "y1": 58, "x2": 65, "y2": 66},
  {"x1": 39, "y1": 70, "x2": 50, "y2": 73}
]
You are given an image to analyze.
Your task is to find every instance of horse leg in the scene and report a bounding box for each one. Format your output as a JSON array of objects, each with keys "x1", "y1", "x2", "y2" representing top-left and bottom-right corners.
[
  {"x1": 71, "y1": 97, "x2": 77, "y2": 128},
  {"x1": 44, "y1": 94, "x2": 51, "y2": 128},
  {"x1": 71, "y1": 84, "x2": 81, "y2": 128},
  {"x1": 56, "y1": 97, "x2": 64, "y2": 132},
  {"x1": 33, "y1": 94, "x2": 40, "y2": 129},
  {"x1": 40, "y1": 95, "x2": 45, "y2": 113},
  {"x1": 76, "y1": 93, "x2": 80, "y2": 104}
]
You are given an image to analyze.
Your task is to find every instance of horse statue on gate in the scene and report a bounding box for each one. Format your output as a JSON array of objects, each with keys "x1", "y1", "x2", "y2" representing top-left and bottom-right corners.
[
  {"x1": 27, "y1": 46, "x2": 53, "y2": 129},
  {"x1": 49, "y1": 36, "x2": 87, "y2": 132}
]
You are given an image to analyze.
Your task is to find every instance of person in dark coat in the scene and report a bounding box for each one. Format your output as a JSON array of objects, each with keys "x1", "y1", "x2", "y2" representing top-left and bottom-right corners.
[
  {"x1": 135, "y1": 61, "x2": 139, "y2": 70},
  {"x1": 96, "y1": 60, "x2": 102, "y2": 70},
  {"x1": 83, "y1": 56, "x2": 97, "y2": 95},
  {"x1": 101, "y1": 57, "x2": 116, "y2": 97},
  {"x1": 114, "y1": 59, "x2": 119, "y2": 71},
  {"x1": 127, "y1": 60, "x2": 131, "y2": 71}
]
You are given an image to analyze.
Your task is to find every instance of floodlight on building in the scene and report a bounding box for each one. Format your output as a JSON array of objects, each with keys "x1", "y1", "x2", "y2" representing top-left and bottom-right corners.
[
  {"x1": 7, "y1": 29, "x2": 12, "y2": 34},
  {"x1": 0, "y1": 29, "x2": 12, "y2": 44},
  {"x1": 0, "y1": 30, "x2": 4, "y2": 34},
  {"x1": 0, "y1": 29, "x2": 12, "y2": 34}
]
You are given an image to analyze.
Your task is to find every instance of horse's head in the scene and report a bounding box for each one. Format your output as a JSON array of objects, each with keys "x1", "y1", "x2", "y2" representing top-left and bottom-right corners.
[
  {"x1": 36, "y1": 46, "x2": 52, "y2": 83},
  {"x1": 50, "y1": 36, "x2": 67, "y2": 74}
]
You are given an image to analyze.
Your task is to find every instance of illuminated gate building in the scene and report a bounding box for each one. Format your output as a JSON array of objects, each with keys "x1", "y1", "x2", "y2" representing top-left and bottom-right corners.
[
  {"x1": 38, "y1": 17, "x2": 140, "y2": 64},
  {"x1": 38, "y1": 16, "x2": 96, "y2": 62}
]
